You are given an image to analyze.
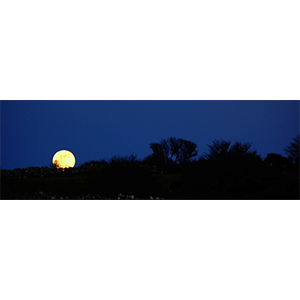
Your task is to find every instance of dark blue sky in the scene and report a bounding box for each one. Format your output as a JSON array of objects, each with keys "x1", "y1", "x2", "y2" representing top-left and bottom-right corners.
[{"x1": 1, "y1": 100, "x2": 299, "y2": 170}]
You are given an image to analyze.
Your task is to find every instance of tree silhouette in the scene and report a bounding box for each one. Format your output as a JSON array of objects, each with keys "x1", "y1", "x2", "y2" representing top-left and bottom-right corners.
[
  {"x1": 146, "y1": 137, "x2": 198, "y2": 164},
  {"x1": 148, "y1": 141, "x2": 170, "y2": 164},
  {"x1": 284, "y1": 135, "x2": 300, "y2": 164},
  {"x1": 204, "y1": 139, "x2": 259, "y2": 162},
  {"x1": 228, "y1": 141, "x2": 259, "y2": 158},
  {"x1": 175, "y1": 138, "x2": 198, "y2": 164},
  {"x1": 204, "y1": 139, "x2": 231, "y2": 161}
]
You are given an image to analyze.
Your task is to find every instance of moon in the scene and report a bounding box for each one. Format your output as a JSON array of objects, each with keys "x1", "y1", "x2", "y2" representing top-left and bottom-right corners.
[{"x1": 52, "y1": 150, "x2": 76, "y2": 169}]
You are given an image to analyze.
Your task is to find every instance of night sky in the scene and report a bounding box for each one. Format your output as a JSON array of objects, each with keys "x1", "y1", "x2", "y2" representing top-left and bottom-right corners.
[{"x1": 1, "y1": 100, "x2": 299, "y2": 170}]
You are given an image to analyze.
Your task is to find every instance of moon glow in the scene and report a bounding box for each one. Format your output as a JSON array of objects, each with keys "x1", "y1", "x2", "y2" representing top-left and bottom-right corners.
[{"x1": 52, "y1": 150, "x2": 76, "y2": 169}]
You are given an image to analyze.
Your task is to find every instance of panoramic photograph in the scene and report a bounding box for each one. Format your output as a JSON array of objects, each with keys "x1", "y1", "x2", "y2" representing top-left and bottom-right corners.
[{"x1": 1, "y1": 100, "x2": 299, "y2": 199}]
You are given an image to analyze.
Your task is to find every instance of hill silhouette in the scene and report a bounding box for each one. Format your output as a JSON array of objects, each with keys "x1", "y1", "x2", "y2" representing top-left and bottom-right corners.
[{"x1": 1, "y1": 138, "x2": 299, "y2": 199}]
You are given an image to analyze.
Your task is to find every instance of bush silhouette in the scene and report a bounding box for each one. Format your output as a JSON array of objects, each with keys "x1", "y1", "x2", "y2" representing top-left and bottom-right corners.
[
  {"x1": 86, "y1": 155, "x2": 154, "y2": 198},
  {"x1": 264, "y1": 153, "x2": 292, "y2": 172}
]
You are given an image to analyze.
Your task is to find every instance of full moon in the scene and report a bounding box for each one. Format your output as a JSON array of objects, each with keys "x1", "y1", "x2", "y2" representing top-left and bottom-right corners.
[{"x1": 52, "y1": 150, "x2": 76, "y2": 169}]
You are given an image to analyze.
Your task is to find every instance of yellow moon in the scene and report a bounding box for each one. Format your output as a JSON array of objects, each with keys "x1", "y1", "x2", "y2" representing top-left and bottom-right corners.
[{"x1": 52, "y1": 150, "x2": 76, "y2": 169}]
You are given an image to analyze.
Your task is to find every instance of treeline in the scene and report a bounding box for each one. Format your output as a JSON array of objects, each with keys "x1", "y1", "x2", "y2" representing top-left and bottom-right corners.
[
  {"x1": 77, "y1": 135, "x2": 298, "y2": 171},
  {"x1": 74, "y1": 135, "x2": 299, "y2": 199},
  {"x1": 1, "y1": 135, "x2": 299, "y2": 199}
]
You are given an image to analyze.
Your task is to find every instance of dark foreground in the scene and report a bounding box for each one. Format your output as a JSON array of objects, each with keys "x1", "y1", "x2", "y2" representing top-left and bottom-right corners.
[{"x1": 1, "y1": 158, "x2": 299, "y2": 200}]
